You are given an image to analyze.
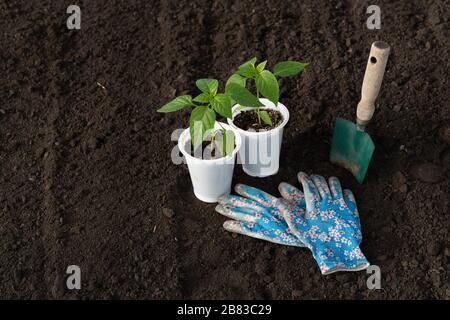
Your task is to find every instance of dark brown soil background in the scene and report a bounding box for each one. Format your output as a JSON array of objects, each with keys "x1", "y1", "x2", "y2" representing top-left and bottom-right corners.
[{"x1": 1, "y1": 0, "x2": 449, "y2": 299}]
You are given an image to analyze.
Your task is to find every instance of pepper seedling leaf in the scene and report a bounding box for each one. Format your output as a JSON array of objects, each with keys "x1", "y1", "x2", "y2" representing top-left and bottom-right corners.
[
  {"x1": 237, "y1": 65, "x2": 256, "y2": 78},
  {"x1": 157, "y1": 95, "x2": 193, "y2": 113},
  {"x1": 226, "y1": 73, "x2": 247, "y2": 89},
  {"x1": 225, "y1": 83, "x2": 263, "y2": 108},
  {"x1": 255, "y1": 70, "x2": 279, "y2": 105},
  {"x1": 225, "y1": 74, "x2": 247, "y2": 105},
  {"x1": 236, "y1": 57, "x2": 257, "y2": 78},
  {"x1": 189, "y1": 107, "x2": 216, "y2": 151},
  {"x1": 196, "y1": 79, "x2": 219, "y2": 95},
  {"x1": 256, "y1": 60, "x2": 267, "y2": 73},
  {"x1": 239, "y1": 57, "x2": 257, "y2": 68},
  {"x1": 273, "y1": 61, "x2": 308, "y2": 77},
  {"x1": 193, "y1": 93, "x2": 211, "y2": 103},
  {"x1": 259, "y1": 110, "x2": 272, "y2": 126},
  {"x1": 211, "y1": 94, "x2": 232, "y2": 118}
]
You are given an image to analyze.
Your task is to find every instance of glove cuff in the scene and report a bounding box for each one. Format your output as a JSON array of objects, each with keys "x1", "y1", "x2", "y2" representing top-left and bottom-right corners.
[{"x1": 311, "y1": 245, "x2": 370, "y2": 275}]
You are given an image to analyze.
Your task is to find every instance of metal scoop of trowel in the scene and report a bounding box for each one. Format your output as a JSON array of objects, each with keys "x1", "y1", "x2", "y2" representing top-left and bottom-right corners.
[{"x1": 330, "y1": 41, "x2": 390, "y2": 183}]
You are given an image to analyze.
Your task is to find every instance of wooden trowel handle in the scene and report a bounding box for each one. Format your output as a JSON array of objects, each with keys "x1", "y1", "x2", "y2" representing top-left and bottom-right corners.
[{"x1": 356, "y1": 41, "x2": 390, "y2": 126}]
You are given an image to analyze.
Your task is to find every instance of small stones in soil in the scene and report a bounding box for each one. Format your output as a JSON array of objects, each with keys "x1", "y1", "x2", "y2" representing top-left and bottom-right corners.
[
  {"x1": 444, "y1": 247, "x2": 450, "y2": 257},
  {"x1": 441, "y1": 150, "x2": 450, "y2": 169},
  {"x1": 162, "y1": 207, "x2": 174, "y2": 218},
  {"x1": 393, "y1": 171, "x2": 408, "y2": 193},
  {"x1": 69, "y1": 139, "x2": 77, "y2": 148},
  {"x1": 427, "y1": 242, "x2": 441, "y2": 256},
  {"x1": 429, "y1": 271, "x2": 441, "y2": 288},
  {"x1": 87, "y1": 137, "x2": 100, "y2": 149},
  {"x1": 332, "y1": 60, "x2": 341, "y2": 69},
  {"x1": 439, "y1": 126, "x2": 450, "y2": 145},
  {"x1": 35, "y1": 146, "x2": 45, "y2": 158},
  {"x1": 377, "y1": 255, "x2": 388, "y2": 262},
  {"x1": 13, "y1": 269, "x2": 23, "y2": 284},
  {"x1": 410, "y1": 163, "x2": 444, "y2": 183},
  {"x1": 398, "y1": 184, "x2": 408, "y2": 194},
  {"x1": 291, "y1": 289, "x2": 302, "y2": 299},
  {"x1": 132, "y1": 122, "x2": 143, "y2": 132}
]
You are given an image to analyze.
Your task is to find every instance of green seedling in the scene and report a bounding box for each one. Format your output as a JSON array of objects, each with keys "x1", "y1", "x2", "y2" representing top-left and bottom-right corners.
[
  {"x1": 157, "y1": 79, "x2": 235, "y2": 157},
  {"x1": 225, "y1": 58, "x2": 308, "y2": 126}
]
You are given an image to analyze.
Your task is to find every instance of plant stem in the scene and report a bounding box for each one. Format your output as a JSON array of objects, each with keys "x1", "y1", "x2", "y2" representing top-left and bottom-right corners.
[
  {"x1": 208, "y1": 104, "x2": 215, "y2": 151},
  {"x1": 256, "y1": 89, "x2": 261, "y2": 125}
]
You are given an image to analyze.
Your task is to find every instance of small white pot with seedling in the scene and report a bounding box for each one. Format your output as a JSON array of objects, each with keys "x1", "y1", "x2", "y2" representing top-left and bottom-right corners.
[
  {"x1": 158, "y1": 79, "x2": 241, "y2": 203},
  {"x1": 225, "y1": 58, "x2": 308, "y2": 177}
]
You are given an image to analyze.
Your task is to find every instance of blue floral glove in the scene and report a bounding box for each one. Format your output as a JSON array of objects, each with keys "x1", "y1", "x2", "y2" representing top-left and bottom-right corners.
[
  {"x1": 279, "y1": 172, "x2": 369, "y2": 275},
  {"x1": 216, "y1": 184, "x2": 306, "y2": 247}
]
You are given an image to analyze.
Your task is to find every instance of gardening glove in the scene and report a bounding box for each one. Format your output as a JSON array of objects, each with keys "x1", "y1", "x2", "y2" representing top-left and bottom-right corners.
[
  {"x1": 279, "y1": 172, "x2": 369, "y2": 275},
  {"x1": 278, "y1": 180, "x2": 362, "y2": 244},
  {"x1": 216, "y1": 184, "x2": 306, "y2": 247}
]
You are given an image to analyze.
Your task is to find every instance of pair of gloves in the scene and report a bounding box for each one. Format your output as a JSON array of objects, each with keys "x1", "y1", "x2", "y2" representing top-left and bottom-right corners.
[{"x1": 216, "y1": 172, "x2": 369, "y2": 275}]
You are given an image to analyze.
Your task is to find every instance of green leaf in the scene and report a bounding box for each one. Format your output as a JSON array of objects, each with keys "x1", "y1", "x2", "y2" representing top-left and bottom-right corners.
[
  {"x1": 255, "y1": 70, "x2": 279, "y2": 104},
  {"x1": 193, "y1": 93, "x2": 211, "y2": 103},
  {"x1": 157, "y1": 95, "x2": 193, "y2": 113},
  {"x1": 226, "y1": 73, "x2": 247, "y2": 89},
  {"x1": 211, "y1": 94, "x2": 232, "y2": 118},
  {"x1": 196, "y1": 79, "x2": 219, "y2": 95},
  {"x1": 236, "y1": 57, "x2": 257, "y2": 78},
  {"x1": 273, "y1": 61, "x2": 308, "y2": 77},
  {"x1": 259, "y1": 110, "x2": 272, "y2": 125},
  {"x1": 225, "y1": 83, "x2": 263, "y2": 108},
  {"x1": 225, "y1": 74, "x2": 247, "y2": 105},
  {"x1": 189, "y1": 107, "x2": 216, "y2": 150},
  {"x1": 216, "y1": 129, "x2": 235, "y2": 157},
  {"x1": 239, "y1": 57, "x2": 257, "y2": 68},
  {"x1": 237, "y1": 64, "x2": 256, "y2": 78},
  {"x1": 256, "y1": 60, "x2": 267, "y2": 73}
]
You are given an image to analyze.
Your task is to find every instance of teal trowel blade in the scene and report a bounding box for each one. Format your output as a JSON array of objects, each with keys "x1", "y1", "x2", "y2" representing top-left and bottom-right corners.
[{"x1": 330, "y1": 118, "x2": 375, "y2": 184}]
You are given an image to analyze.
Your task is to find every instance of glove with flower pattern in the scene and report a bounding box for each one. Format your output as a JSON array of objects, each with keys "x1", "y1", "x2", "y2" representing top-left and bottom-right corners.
[
  {"x1": 216, "y1": 184, "x2": 306, "y2": 247},
  {"x1": 279, "y1": 172, "x2": 369, "y2": 275}
]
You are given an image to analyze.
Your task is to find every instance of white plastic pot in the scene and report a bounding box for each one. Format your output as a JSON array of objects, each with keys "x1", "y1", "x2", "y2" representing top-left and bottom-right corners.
[
  {"x1": 227, "y1": 98, "x2": 289, "y2": 177},
  {"x1": 178, "y1": 122, "x2": 242, "y2": 203}
]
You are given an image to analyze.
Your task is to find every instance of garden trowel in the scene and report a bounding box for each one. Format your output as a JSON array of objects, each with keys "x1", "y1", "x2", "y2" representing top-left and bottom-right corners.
[{"x1": 330, "y1": 41, "x2": 390, "y2": 183}]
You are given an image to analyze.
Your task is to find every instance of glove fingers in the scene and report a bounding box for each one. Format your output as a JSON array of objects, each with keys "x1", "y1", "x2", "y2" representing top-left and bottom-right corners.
[
  {"x1": 297, "y1": 172, "x2": 319, "y2": 213},
  {"x1": 343, "y1": 189, "x2": 362, "y2": 243},
  {"x1": 321, "y1": 261, "x2": 370, "y2": 275},
  {"x1": 313, "y1": 246, "x2": 370, "y2": 275},
  {"x1": 235, "y1": 184, "x2": 277, "y2": 207},
  {"x1": 311, "y1": 174, "x2": 331, "y2": 200},
  {"x1": 217, "y1": 194, "x2": 266, "y2": 213},
  {"x1": 278, "y1": 182, "x2": 305, "y2": 204},
  {"x1": 223, "y1": 220, "x2": 304, "y2": 247},
  {"x1": 223, "y1": 220, "x2": 260, "y2": 239},
  {"x1": 343, "y1": 189, "x2": 359, "y2": 216},
  {"x1": 328, "y1": 176, "x2": 343, "y2": 200},
  {"x1": 277, "y1": 199, "x2": 305, "y2": 242},
  {"x1": 215, "y1": 204, "x2": 257, "y2": 223}
]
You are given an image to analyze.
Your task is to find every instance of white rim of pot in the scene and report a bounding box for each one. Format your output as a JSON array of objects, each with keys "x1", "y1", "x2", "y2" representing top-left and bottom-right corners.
[
  {"x1": 227, "y1": 98, "x2": 290, "y2": 136},
  {"x1": 178, "y1": 122, "x2": 242, "y2": 163}
]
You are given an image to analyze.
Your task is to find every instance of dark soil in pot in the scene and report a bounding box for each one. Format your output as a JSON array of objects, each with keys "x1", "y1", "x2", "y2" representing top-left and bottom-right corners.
[
  {"x1": 233, "y1": 109, "x2": 284, "y2": 131},
  {"x1": 1, "y1": 0, "x2": 449, "y2": 300}
]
